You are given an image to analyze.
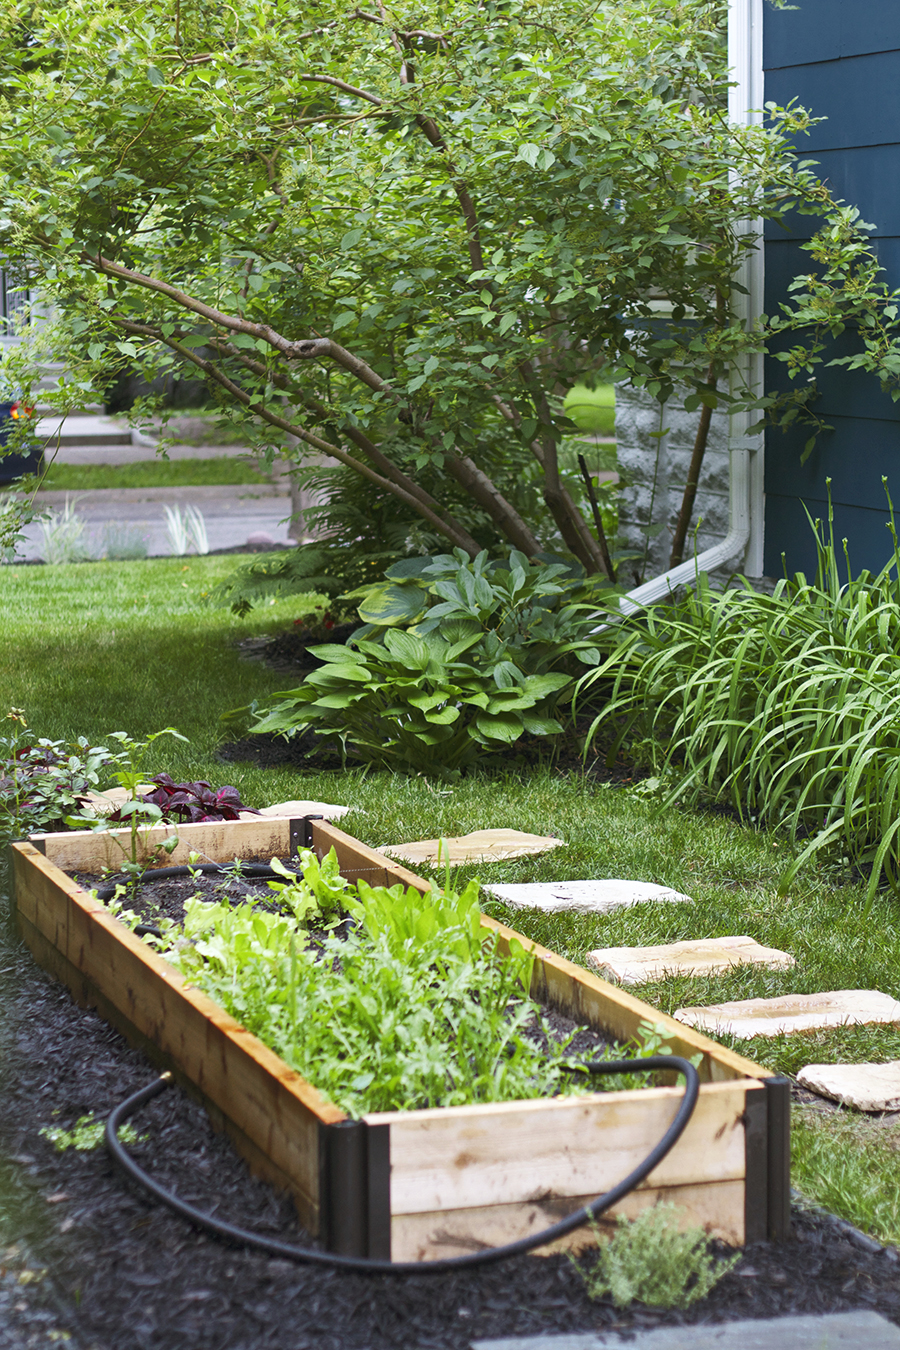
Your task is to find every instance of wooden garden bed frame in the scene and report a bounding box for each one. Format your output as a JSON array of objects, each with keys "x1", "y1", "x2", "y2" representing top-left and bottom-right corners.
[{"x1": 11, "y1": 815, "x2": 790, "y2": 1262}]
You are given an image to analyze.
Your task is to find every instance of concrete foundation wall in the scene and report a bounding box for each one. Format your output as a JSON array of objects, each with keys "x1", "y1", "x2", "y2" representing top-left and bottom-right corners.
[{"x1": 615, "y1": 382, "x2": 731, "y2": 588}]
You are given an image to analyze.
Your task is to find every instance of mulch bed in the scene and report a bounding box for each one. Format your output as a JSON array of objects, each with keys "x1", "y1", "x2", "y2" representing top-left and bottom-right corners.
[{"x1": 2, "y1": 878, "x2": 900, "y2": 1350}]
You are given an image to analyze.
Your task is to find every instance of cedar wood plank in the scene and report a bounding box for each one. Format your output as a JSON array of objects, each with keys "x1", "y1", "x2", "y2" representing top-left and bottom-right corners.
[
  {"x1": 12, "y1": 841, "x2": 342, "y2": 1228},
  {"x1": 367, "y1": 1079, "x2": 758, "y2": 1214},
  {"x1": 390, "y1": 1178, "x2": 746, "y2": 1261}
]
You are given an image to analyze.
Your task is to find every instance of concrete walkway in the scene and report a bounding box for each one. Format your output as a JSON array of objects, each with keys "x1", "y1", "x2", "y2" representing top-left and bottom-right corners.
[
  {"x1": 13, "y1": 414, "x2": 297, "y2": 559},
  {"x1": 15, "y1": 484, "x2": 294, "y2": 560},
  {"x1": 472, "y1": 1310, "x2": 900, "y2": 1349}
]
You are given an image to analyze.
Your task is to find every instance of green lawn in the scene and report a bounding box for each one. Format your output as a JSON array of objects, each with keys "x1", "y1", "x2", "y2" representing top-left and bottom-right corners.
[
  {"x1": 37, "y1": 457, "x2": 274, "y2": 492},
  {"x1": 564, "y1": 382, "x2": 616, "y2": 437},
  {"x1": 1, "y1": 553, "x2": 897, "y2": 1244}
]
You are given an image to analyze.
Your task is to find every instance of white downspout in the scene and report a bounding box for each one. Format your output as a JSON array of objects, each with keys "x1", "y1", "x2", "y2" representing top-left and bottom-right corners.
[{"x1": 620, "y1": 0, "x2": 765, "y2": 615}]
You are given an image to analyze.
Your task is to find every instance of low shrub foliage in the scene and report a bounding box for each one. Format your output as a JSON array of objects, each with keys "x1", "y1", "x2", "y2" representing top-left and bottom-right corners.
[
  {"x1": 573, "y1": 1204, "x2": 738, "y2": 1309},
  {"x1": 239, "y1": 549, "x2": 611, "y2": 775},
  {"x1": 0, "y1": 709, "x2": 119, "y2": 841}
]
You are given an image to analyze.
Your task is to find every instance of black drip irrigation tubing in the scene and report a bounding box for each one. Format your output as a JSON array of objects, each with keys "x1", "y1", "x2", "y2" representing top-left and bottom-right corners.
[
  {"x1": 105, "y1": 1055, "x2": 700, "y2": 1275},
  {"x1": 93, "y1": 862, "x2": 284, "y2": 940}
]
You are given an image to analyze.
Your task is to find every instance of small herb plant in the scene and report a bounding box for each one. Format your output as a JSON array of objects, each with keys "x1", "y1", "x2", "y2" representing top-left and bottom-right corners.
[
  {"x1": 69, "y1": 728, "x2": 188, "y2": 880},
  {"x1": 238, "y1": 550, "x2": 611, "y2": 776},
  {"x1": 572, "y1": 1204, "x2": 739, "y2": 1309},
  {"x1": 40, "y1": 1113, "x2": 140, "y2": 1152}
]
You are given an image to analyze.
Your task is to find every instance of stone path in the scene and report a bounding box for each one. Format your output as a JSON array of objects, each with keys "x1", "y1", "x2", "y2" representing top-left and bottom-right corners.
[
  {"x1": 674, "y1": 990, "x2": 900, "y2": 1039},
  {"x1": 484, "y1": 880, "x2": 693, "y2": 914},
  {"x1": 471, "y1": 1309, "x2": 900, "y2": 1348},
  {"x1": 587, "y1": 937, "x2": 794, "y2": 985},
  {"x1": 797, "y1": 1061, "x2": 900, "y2": 1112}
]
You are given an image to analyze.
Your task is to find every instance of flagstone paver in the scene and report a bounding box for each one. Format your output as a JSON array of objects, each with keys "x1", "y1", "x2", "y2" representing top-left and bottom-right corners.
[
  {"x1": 798, "y1": 1060, "x2": 900, "y2": 1112},
  {"x1": 483, "y1": 879, "x2": 692, "y2": 914},
  {"x1": 586, "y1": 936, "x2": 795, "y2": 985},
  {"x1": 383, "y1": 830, "x2": 565, "y2": 866},
  {"x1": 469, "y1": 1309, "x2": 900, "y2": 1348},
  {"x1": 674, "y1": 990, "x2": 900, "y2": 1038}
]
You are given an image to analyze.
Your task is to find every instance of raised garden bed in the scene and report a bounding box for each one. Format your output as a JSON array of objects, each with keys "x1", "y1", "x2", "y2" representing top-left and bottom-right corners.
[{"x1": 10, "y1": 816, "x2": 789, "y2": 1264}]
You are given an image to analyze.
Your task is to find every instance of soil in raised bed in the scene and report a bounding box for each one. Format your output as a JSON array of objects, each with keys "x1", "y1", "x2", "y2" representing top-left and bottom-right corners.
[{"x1": 2, "y1": 879, "x2": 900, "y2": 1350}]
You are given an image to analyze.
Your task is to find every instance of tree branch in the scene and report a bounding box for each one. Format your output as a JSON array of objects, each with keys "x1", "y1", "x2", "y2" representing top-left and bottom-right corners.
[{"x1": 112, "y1": 319, "x2": 480, "y2": 555}]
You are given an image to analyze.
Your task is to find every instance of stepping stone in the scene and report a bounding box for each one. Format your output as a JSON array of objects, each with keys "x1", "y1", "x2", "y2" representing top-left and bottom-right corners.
[
  {"x1": 470, "y1": 1310, "x2": 900, "y2": 1348},
  {"x1": 251, "y1": 800, "x2": 351, "y2": 821},
  {"x1": 382, "y1": 829, "x2": 564, "y2": 866},
  {"x1": 798, "y1": 1060, "x2": 900, "y2": 1112},
  {"x1": 484, "y1": 879, "x2": 691, "y2": 914},
  {"x1": 674, "y1": 989, "x2": 900, "y2": 1039},
  {"x1": 84, "y1": 785, "x2": 157, "y2": 814},
  {"x1": 587, "y1": 936, "x2": 795, "y2": 985}
]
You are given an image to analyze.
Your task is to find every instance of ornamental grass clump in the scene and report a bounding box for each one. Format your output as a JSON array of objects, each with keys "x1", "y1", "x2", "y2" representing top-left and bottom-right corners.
[{"x1": 581, "y1": 490, "x2": 900, "y2": 908}]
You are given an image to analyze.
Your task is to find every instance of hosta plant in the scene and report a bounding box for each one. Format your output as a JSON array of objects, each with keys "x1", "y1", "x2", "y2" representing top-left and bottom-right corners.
[{"x1": 239, "y1": 549, "x2": 610, "y2": 775}]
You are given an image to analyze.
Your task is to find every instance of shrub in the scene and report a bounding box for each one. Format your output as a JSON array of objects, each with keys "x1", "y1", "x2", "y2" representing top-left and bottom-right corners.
[
  {"x1": 242, "y1": 549, "x2": 613, "y2": 774},
  {"x1": 581, "y1": 496, "x2": 900, "y2": 906},
  {"x1": 573, "y1": 1204, "x2": 738, "y2": 1309},
  {"x1": 0, "y1": 711, "x2": 119, "y2": 841}
]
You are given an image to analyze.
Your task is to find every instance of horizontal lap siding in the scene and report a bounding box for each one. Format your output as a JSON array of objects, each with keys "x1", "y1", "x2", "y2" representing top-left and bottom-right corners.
[{"x1": 763, "y1": 4, "x2": 900, "y2": 577}]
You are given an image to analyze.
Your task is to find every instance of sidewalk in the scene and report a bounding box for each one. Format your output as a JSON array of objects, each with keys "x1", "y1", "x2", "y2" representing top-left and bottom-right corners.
[
  {"x1": 15, "y1": 415, "x2": 296, "y2": 559},
  {"x1": 14, "y1": 484, "x2": 294, "y2": 560}
]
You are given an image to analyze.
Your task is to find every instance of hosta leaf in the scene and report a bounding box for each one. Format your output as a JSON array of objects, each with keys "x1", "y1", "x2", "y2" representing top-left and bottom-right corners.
[
  {"x1": 383, "y1": 628, "x2": 432, "y2": 669},
  {"x1": 357, "y1": 582, "x2": 428, "y2": 627},
  {"x1": 474, "y1": 711, "x2": 525, "y2": 743},
  {"x1": 492, "y1": 661, "x2": 525, "y2": 689},
  {"x1": 521, "y1": 714, "x2": 564, "y2": 736},
  {"x1": 307, "y1": 644, "x2": 367, "y2": 663}
]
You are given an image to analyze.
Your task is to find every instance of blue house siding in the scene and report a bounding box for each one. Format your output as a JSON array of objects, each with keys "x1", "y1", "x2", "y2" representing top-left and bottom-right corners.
[{"x1": 763, "y1": 2, "x2": 900, "y2": 576}]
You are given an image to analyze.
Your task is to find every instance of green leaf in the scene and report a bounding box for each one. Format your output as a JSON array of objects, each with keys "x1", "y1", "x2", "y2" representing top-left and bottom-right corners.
[
  {"x1": 356, "y1": 582, "x2": 428, "y2": 627},
  {"x1": 340, "y1": 228, "x2": 364, "y2": 250},
  {"x1": 474, "y1": 710, "x2": 525, "y2": 743},
  {"x1": 516, "y1": 143, "x2": 541, "y2": 168}
]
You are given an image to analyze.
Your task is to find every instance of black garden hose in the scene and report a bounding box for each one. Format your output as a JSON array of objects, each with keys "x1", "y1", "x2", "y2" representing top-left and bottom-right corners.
[
  {"x1": 93, "y1": 861, "x2": 280, "y2": 903},
  {"x1": 105, "y1": 1055, "x2": 700, "y2": 1275},
  {"x1": 96, "y1": 863, "x2": 285, "y2": 940}
]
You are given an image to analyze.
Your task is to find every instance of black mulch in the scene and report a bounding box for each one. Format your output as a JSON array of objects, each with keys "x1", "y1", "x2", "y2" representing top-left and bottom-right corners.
[{"x1": 2, "y1": 894, "x2": 900, "y2": 1350}]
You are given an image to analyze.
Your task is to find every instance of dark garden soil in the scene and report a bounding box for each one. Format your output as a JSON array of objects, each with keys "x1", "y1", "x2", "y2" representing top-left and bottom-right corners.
[{"x1": 2, "y1": 873, "x2": 900, "y2": 1350}]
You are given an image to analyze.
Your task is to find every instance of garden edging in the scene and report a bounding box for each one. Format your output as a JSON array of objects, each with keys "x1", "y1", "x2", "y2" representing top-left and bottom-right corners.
[{"x1": 11, "y1": 816, "x2": 790, "y2": 1263}]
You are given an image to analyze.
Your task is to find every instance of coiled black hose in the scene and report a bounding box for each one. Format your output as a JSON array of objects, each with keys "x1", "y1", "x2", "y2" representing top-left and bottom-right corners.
[
  {"x1": 93, "y1": 861, "x2": 280, "y2": 903},
  {"x1": 105, "y1": 1055, "x2": 700, "y2": 1275},
  {"x1": 95, "y1": 862, "x2": 284, "y2": 940}
]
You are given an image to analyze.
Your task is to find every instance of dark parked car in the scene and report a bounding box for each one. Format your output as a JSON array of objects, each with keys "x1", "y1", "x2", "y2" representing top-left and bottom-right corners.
[{"x1": 0, "y1": 400, "x2": 42, "y2": 483}]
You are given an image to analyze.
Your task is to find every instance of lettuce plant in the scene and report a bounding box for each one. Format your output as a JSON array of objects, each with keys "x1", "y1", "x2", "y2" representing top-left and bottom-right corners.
[{"x1": 155, "y1": 866, "x2": 591, "y2": 1117}]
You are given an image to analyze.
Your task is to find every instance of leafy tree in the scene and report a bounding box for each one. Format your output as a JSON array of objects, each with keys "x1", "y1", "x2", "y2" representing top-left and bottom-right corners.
[{"x1": 1, "y1": 0, "x2": 897, "y2": 571}]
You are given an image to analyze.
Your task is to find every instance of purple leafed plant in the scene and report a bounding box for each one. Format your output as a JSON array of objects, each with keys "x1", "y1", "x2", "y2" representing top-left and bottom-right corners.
[{"x1": 109, "y1": 774, "x2": 260, "y2": 824}]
